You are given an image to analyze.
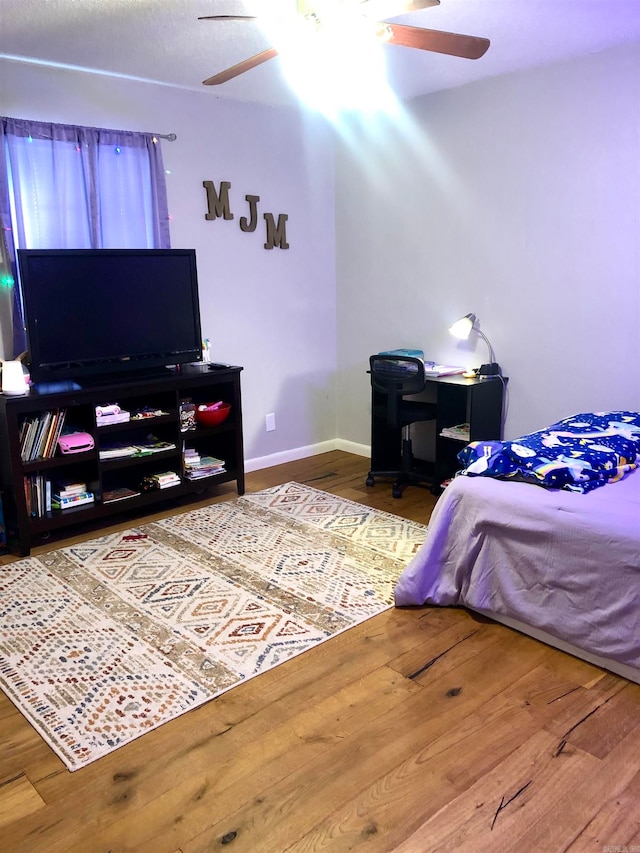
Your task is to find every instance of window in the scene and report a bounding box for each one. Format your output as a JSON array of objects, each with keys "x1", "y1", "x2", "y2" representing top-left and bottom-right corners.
[{"x1": 0, "y1": 117, "x2": 171, "y2": 356}]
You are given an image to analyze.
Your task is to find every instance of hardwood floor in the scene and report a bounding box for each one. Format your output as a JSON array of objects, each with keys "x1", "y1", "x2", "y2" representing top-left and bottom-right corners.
[{"x1": 1, "y1": 451, "x2": 639, "y2": 852}]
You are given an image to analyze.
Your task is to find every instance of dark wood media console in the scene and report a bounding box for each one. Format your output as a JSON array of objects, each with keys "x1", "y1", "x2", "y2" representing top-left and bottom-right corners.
[{"x1": 0, "y1": 364, "x2": 244, "y2": 556}]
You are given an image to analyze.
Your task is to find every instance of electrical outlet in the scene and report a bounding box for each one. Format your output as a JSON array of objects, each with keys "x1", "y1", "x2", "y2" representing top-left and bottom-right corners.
[{"x1": 265, "y1": 413, "x2": 276, "y2": 432}]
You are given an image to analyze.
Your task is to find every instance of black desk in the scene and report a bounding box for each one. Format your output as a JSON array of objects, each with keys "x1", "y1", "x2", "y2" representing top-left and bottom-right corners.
[{"x1": 368, "y1": 372, "x2": 506, "y2": 492}]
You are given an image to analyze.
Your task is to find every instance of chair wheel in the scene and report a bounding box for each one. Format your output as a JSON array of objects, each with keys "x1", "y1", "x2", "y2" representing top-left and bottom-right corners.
[
  {"x1": 366, "y1": 475, "x2": 375, "y2": 487},
  {"x1": 392, "y1": 484, "x2": 403, "y2": 499}
]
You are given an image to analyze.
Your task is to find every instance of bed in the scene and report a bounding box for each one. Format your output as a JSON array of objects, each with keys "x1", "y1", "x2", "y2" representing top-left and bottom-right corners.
[{"x1": 394, "y1": 411, "x2": 640, "y2": 684}]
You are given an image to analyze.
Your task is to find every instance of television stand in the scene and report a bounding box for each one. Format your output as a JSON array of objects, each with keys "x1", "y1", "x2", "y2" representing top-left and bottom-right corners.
[
  {"x1": 0, "y1": 364, "x2": 244, "y2": 556},
  {"x1": 76, "y1": 365, "x2": 178, "y2": 388}
]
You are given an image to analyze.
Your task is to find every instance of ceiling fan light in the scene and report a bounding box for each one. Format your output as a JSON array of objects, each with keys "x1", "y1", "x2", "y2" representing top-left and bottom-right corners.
[{"x1": 375, "y1": 23, "x2": 394, "y2": 41}]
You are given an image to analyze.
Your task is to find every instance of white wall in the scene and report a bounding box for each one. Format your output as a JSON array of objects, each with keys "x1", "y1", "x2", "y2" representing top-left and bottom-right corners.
[
  {"x1": 336, "y1": 42, "x2": 640, "y2": 442},
  {"x1": 0, "y1": 59, "x2": 337, "y2": 467},
  {"x1": 3, "y1": 42, "x2": 640, "y2": 470}
]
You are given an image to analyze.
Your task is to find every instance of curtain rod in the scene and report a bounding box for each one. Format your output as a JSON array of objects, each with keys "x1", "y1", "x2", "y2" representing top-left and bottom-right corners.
[{"x1": 155, "y1": 133, "x2": 177, "y2": 142}]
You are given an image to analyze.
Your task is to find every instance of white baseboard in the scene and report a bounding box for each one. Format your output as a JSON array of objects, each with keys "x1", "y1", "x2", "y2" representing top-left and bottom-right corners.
[
  {"x1": 245, "y1": 438, "x2": 370, "y2": 473},
  {"x1": 334, "y1": 438, "x2": 370, "y2": 458}
]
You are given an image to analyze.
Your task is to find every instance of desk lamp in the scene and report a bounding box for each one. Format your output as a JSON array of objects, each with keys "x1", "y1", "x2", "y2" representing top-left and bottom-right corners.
[{"x1": 448, "y1": 313, "x2": 501, "y2": 376}]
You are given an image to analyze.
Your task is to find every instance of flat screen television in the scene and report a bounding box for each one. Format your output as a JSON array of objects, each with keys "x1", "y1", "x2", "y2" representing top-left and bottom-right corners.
[{"x1": 17, "y1": 248, "x2": 203, "y2": 386}]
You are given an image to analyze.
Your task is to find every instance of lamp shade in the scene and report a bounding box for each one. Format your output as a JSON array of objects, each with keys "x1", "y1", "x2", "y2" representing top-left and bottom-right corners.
[
  {"x1": 448, "y1": 312, "x2": 501, "y2": 376},
  {"x1": 448, "y1": 313, "x2": 476, "y2": 340},
  {"x1": 1, "y1": 360, "x2": 29, "y2": 395}
]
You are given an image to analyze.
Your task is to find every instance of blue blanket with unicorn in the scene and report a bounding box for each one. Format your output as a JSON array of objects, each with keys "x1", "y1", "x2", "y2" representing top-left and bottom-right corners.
[{"x1": 457, "y1": 411, "x2": 640, "y2": 493}]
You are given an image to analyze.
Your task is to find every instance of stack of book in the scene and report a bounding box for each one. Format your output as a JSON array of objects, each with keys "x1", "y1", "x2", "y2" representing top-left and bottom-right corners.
[
  {"x1": 19, "y1": 408, "x2": 67, "y2": 462},
  {"x1": 130, "y1": 406, "x2": 170, "y2": 421},
  {"x1": 440, "y1": 423, "x2": 471, "y2": 441},
  {"x1": 183, "y1": 448, "x2": 226, "y2": 480},
  {"x1": 129, "y1": 435, "x2": 177, "y2": 456},
  {"x1": 142, "y1": 471, "x2": 181, "y2": 490},
  {"x1": 51, "y1": 479, "x2": 94, "y2": 510},
  {"x1": 99, "y1": 441, "x2": 140, "y2": 460}
]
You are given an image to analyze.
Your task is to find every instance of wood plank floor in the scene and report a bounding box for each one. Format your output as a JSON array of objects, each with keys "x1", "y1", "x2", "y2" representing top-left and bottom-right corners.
[{"x1": 1, "y1": 450, "x2": 639, "y2": 852}]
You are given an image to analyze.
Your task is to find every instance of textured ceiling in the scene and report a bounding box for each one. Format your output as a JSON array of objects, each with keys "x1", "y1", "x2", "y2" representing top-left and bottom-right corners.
[{"x1": 1, "y1": 0, "x2": 640, "y2": 108}]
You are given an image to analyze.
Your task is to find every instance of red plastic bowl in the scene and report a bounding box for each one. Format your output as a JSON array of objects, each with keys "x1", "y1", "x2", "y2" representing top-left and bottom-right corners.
[{"x1": 195, "y1": 402, "x2": 231, "y2": 427}]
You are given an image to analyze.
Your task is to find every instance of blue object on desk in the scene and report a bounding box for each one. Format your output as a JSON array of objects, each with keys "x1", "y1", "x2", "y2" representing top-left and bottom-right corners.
[{"x1": 378, "y1": 348, "x2": 424, "y2": 359}]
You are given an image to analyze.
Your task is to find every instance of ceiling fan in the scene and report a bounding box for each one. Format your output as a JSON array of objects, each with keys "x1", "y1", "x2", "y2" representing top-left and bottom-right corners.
[{"x1": 199, "y1": 0, "x2": 490, "y2": 86}]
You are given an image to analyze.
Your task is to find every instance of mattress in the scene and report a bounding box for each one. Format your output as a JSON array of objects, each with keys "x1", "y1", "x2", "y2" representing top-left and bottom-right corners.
[{"x1": 394, "y1": 469, "x2": 640, "y2": 680}]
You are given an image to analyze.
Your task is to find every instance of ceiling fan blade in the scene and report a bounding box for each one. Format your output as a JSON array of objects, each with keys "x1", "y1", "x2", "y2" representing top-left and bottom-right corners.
[
  {"x1": 367, "y1": 0, "x2": 440, "y2": 11},
  {"x1": 383, "y1": 24, "x2": 490, "y2": 59},
  {"x1": 203, "y1": 47, "x2": 279, "y2": 85},
  {"x1": 403, "y1": 0, "x2": 440, "y2": 8},
  {"x1": 198, "y1": 15, "x2": 258, "y2": 21},
  {"x1": 198, "y1": 0, "x2": 441, "y2": 21}
]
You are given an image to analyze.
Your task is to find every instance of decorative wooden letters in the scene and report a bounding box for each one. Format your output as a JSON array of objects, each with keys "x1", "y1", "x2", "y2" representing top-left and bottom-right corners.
[{"x1": 203, "y1": 180, "x2": 289, "y2": 250}]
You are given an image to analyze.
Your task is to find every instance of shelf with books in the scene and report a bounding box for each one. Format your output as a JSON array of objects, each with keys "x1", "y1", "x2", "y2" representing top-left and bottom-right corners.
[
  {"x1": 0, "y1": 364, "x2": 244, "y2": 555},
  {"x1": 19, "y1": 407, "x2": 68, "y2": 462}
]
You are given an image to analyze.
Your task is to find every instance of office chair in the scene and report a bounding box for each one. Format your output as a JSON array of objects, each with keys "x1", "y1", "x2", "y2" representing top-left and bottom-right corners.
[{"x1": 366, "y1": 354, "x2": 438, "y2": 498}]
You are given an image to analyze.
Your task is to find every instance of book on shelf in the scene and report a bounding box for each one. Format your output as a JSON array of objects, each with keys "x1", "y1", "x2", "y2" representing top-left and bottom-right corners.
[
  {"x1": 440, "y1": 423, "x2": 471, "y2": 441},
  {"x1": 130, "y1": 406, "x2": 170, "y2": 421},
  {"x1": 31, "y1": 411, "x2": 51, "y2": 459},
  {"x1": 141, "y1": 471, "x2": 182, "y2": 490},
  {"x1": 98, "y1": 441, "x2": 141, "y2": 460},
  {"x1": 23, "y1": 473, "x2": 53, "y2": 517},
  {"x1": 99, "y1": 435, "x2": 177, "y2": 460},
  {"x1": 19, "y1": 408, "x2": 67, "y2": 462},
  {"x1": 20, "y1": 418, "x2": 37, "y2": 461},
  {"x1": 54, "y1": 480, "x2": 88, "y2": 498},
  {"x1": 41, "y1": 411, "x2": 61, "y2": 459},
  {"x1": 51, "y1": 491, "x2": 94, "y2": 510},
  {"x1": 152, "y1": 470, "x2": 181, "y2": 483},
  {"x1": 183, "y1": 452, "x2": 224, "y2": 467},
  {"x1": 183, "y1": 451, "x2": 225, "y2": 479},
  {"x1": 102, "y1": 486, "x2": 141, "y2": 504},
  {"x1": 185, "y1": 468, "x2": 226, "y2": 480},
  {"x1": 131, "y1": 435, "x2": 177, "y2": 455},
  {"x1": 54, "y1": 476, "x2": 87, "y2": 490}
]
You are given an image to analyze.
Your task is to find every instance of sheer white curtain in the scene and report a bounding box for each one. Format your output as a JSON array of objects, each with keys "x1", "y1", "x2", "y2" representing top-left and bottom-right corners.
[{"x1": 0, "y1": 117, "x2": 171, "y2": 356}]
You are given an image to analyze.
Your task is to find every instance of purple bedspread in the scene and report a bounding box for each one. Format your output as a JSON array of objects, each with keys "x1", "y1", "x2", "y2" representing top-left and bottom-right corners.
[{"x1": 394, "y1": 470, "x2": 640, "y2": 670}]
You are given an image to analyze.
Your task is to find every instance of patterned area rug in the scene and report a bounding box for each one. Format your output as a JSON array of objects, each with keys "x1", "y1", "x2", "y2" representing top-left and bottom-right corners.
[{"x1": 0, "y1": 482, "x2": 427, "y2": 771}]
